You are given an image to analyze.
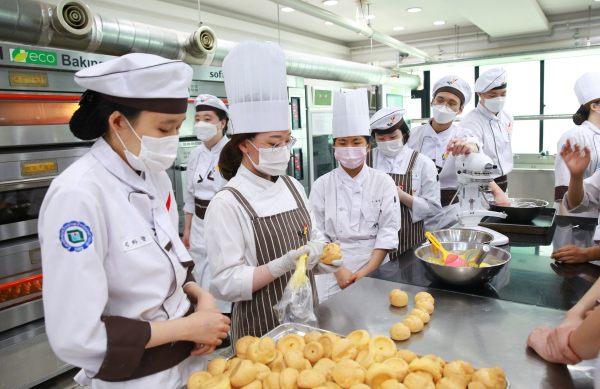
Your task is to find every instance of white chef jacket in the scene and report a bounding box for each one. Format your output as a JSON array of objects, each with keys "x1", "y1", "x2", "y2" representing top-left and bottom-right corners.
[
  {"x1": 369, "y1": 146, "x2": 441, "y2": 223},
  {"x1": 39, "y1": 138, "x2": 204, "y2": 388},
  {"x1": 183, "y1": 136, "x2": 230, "y2": 312},
  {"x1": 456, "y1": 103, "x2": 514, "y2": 179},
  {"x1": 205, "y1": 164, "x2": 326, "y2": 303},
  {"x1": 554, "y1": 121, "x2": 600, "y2": 218}
]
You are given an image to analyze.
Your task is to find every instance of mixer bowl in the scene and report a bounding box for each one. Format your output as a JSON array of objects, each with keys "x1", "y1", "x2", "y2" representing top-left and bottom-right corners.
[
  {"x1": 415, "y1": 242, "x2": 511, "y2": 286},
  {"x1": 487, "y1": 198, "x2": 548, "y2": 224},
  {"x1": 430, "y1": 229, "x2": 494, "y2": 244}
]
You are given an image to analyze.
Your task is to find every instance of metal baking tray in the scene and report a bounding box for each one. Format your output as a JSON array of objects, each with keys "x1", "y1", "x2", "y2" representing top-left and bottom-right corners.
[
  {"x1": 237, "y1": 323, "x2": 510, "y2": 388},
  {"x1": 479, "y1": 207, "x2": 557, "y2": 236}
]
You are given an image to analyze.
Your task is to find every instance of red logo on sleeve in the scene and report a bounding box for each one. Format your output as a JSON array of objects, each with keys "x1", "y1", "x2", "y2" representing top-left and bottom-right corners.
[{"x1": 166, "y1": 192, "x2": 171, "y2": 211}]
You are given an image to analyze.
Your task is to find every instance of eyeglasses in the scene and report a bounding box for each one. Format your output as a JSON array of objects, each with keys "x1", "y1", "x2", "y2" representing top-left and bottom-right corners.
[{"x1": 252, "y1": 137, "x2": 297, "y2": 153}]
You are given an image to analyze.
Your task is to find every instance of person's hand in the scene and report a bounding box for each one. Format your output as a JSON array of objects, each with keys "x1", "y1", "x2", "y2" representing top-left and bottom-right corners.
[
  {"x1": 267, "y1": 246, "x2": 310, "y2": 278},
  {"x1": 184, "y1": 309, "x2": 230, "y2": 346},
  {"x1": 317, "y1": 258, "x2": 344, "y2": 274},
  {"x1": 551, "y1": 245, "x2": 593, "y2": 264},
  {"x1": 550, "y1": 262, "x2": 583, "y2": 278},
  {"x1": 527, "y1": 326, "x2": 581, "y2": 365},
  {"x1": 447, "y1": 138, "x2": 475, "y2": 156},
  {"x1": 191, "y1": 342, "x2": 216, "y2": 357},
  {"x1": 397, "y1": 185, "x2": 410, "y2": 202},
  {"x1": 493, "y1": 191, "x2": 511, "y2": 206},
  {"x1": 561, "y1": 139, "x2": 590, "y2": 178},
  {"x1": 304, "y1": 241, "x2": 326, "y2": 270},
  {"x1": 182, "y1": 230, "x2": 191, "y2": 249},
  {"x1": 335, "y1": 267, "x2": 356, "y2": 290}
]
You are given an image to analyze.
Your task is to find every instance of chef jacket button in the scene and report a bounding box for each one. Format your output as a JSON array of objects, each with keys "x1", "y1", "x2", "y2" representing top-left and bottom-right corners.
[{"x1": 339, "y1": 208, "x2": 343, "y2": 211}]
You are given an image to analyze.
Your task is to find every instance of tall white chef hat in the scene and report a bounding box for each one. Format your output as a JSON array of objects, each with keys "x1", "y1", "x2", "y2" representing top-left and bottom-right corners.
[
  {"x1": 475, "y1": 68, "x2": 508, "y2": 93},
  {"x1": 222, "y1": 41, "x2": 289, "y2": 134},
  {"x1": 194, "y1": 94, "x2": 229, "y2": 117},
  {"x1": 332, "y1": 88, "x2": 370, "y2": 139},
  {"x1": 574, "y1": 72, "x2": 600, "y2": 106},
  {"x1": 432, "y1": 75, "x2": 472, "y2": 107},
  {"x1": 74, "y1": 53, "x2": 192, "y2": 114},
  {"x1": 369, "y1": 107, "x2": 407, "y2": 134}
]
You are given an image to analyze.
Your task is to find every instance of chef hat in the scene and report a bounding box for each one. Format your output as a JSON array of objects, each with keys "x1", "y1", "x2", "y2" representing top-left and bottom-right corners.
[
  {"x1": 74, "y1": 53, "x2": 192, "y2": 114},
  {"x1": 574, "y1": 72, "x2": 600, "y2": 106},
  {"x1": 370, "y1": 107, "x2": 407, "y2": 134},
  {"x1": 332, "y1": 88, "x2": 370, "y2": 138},
  {"x1": 432, "y1": 75, "x2": 472, "y2": 107},
  {"x1": 475, "y1": 68, "x2": 507, "y2": 93},
  {"x1": 194, "y1": 94, "x2": 229, "y2": 117},
  {"x1": 223, "y1": 41, "x2": 289, "y2": 134}
]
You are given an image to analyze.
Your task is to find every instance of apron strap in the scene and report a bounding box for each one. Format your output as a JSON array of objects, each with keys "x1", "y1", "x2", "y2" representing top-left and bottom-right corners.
[
  {"x1": 218, "y1": 187, "x2": 259, "y2": 218},
  {"x1": 406, "y1": 150, "x2": 420, "y2": 173},
  {"x1": 366, "y1": 150, "x2": 374, "y2": 168},
  {"x1": 280, "y1": 175, "x2": 307, "y2": 212}
]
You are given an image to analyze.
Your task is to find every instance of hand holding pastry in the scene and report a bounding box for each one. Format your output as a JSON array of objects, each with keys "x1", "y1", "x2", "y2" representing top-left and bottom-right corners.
[
  {"x1": 318, "y1": 242, "x2": 344, "y2": 274},
  {"x1": 304, "y1": 241, "x2": 327, "y2": 270}
]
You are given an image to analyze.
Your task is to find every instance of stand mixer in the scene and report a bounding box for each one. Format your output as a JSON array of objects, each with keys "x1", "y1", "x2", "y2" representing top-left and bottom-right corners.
[{"x1": 453, "y1": 153, "x2": 509, "y2": 246}]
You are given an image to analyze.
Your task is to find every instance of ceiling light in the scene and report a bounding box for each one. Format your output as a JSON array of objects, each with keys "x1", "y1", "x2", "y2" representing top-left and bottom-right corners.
[
  {"x1": 281, "y1": 7, "x2": 294, "y2": 12},
  {"x1": 406, "y1": 7, "x2": 422, "y2": 12},
  {"x1": 433, "y1": 21, "x2": 446, "y2": 25},
  {"x1": 365, "y1": 14, "x2": 376, "y2": 19},
  {"x1": 325, "y1": 21, "x2": 334, "y2": 25},
  {"x1": 322, "y1": 0, "x2": 339, "y2": 5},
  {"x1": 393, "y1": 26, "x2": 405, "y2": 31}
]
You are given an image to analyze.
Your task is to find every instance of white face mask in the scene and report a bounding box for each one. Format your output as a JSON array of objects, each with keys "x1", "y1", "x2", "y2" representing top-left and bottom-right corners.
[
  {"x1": 377, "y1": 138, "x2": 404, "y2": 157},
  {"x1": 247, "y1": 141, "x2": 290, "y2": 176},
  {"x1": 483, "y1": 96, "x2": 506, "y2": 113},
  {"x1": 194, "y1": 121, "x2": 220, "y2": 142},
  {"x1": 432, "y1": 105, "x2": 458, "y2": 124},
  {"x1": 116, "y1": 117, "x2": 179, "y2": 173}
]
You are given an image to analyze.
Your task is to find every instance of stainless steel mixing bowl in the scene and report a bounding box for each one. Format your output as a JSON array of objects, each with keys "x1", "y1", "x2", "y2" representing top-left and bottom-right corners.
[
  {"x1": 431, "y1": 229, "x2": 494, "y2": 244},
  {"x1": 415, "y1": 242, "x2": 511, "y2": 286},
  {"x1": 487, "y1": 198, "x2": 548, "y2": 224}
]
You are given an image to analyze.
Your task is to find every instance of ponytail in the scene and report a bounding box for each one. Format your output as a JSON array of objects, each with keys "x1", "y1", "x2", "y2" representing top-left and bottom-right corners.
[{"x1": 218, "y1": 133, "x2": 257, "y2": 180}]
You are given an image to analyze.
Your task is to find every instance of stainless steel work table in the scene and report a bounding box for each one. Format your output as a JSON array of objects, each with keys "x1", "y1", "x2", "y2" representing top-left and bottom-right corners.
[{"x1": 315, "y1": 277, "x2": 596, "y2": 389}]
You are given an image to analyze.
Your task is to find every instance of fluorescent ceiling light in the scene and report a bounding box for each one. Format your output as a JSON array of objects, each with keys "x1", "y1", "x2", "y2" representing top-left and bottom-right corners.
[
  {"x1": 393, "y1": 26, "x2": 405, "y2": 31},
  {"x1": 433, "y1": 21, "x2": 446, "y2": 25},
  {"x1": 322, "y1": 0, "x2": 339, "y2": 5},
  {"x1": 281, "y1": 7, "x2": 294, "y2": 12},
  {"x1": 325, "y1": 21, "x2": 334, "y2": 25},
  {"x1": 406, "y1": 7, "x2": 422, "y2": 12},
  {"x1": 365, "y1": 15, "x2": 376, "y2": 19}
]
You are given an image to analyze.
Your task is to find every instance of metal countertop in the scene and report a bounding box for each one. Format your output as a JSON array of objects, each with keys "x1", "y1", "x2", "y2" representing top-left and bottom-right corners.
[
  {"x1": 315, "y1": 277, "x2": 596, "y2": 389},
  {"x1": 368, "y1": 215, "x2": 600, "y2": 311}
]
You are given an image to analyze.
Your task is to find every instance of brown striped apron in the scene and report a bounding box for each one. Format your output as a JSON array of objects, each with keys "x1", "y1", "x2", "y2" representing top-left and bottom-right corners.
[
  {"x1": 367, "y1": 150, "x2": 425, "y2": 258},
  {"x1": 218, "y1": 175, "x2": 319, "y2": 345}
]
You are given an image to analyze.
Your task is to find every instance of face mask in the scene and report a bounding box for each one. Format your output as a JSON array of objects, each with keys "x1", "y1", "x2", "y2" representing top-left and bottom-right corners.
[
  {"x1": 247, "y1": 141, "x2": 290, "y2": 176},
  {"x1": 194, "y1": 121, "x2": 220, "y2": 141},
  {"x1": 377, "y1": 138, "x2": 404, "y2": 157},
  {"x1": 483, "y1": 96, "x2": 506, "y2": 113},
  {"x1": 432, "y1": 105, "x2": 458, "y2": 124},
  {"x1": 334, "y1": 147, "x2": 368, "y2": 169},
  {"x1": 116, "y1": 117, "x2": 179, "y2": 173}
]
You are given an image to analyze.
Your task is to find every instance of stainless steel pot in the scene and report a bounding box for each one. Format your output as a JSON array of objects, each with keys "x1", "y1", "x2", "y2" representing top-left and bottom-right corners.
[{"x1": 487, "y1": 198, "x2": 548, "y2": 224}]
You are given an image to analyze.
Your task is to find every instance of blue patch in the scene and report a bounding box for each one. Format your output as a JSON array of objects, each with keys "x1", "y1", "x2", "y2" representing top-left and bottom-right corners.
[
  {"x1": 596, "y1": 162, "x2": 600, "y2": 172},
  {"x1": 60, "y1": 221, "x2": 93, "y2": 252}
]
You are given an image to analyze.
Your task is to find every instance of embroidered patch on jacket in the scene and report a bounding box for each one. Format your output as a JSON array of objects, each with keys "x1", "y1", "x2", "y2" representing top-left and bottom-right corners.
[
  {"x1": 298, "y1": 223, "x2": 308, "y2": 237},
  {"x1": 60, "y1": 221, "x2": 93, "y2": 252},
  {"x1": 166, "y1": 192, "x2": 171, "y2": 211}
]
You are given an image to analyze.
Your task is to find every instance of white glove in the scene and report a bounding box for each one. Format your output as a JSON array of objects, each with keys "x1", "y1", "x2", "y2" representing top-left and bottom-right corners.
[
  {"x1": 316, "y1": 241, "x2": 343, "y2": 274},
  {"x1": 304, "y1": 241, "x2": 327, "y2": 270},
  {"x1": 267, "y1": 246, "x2": 310, "y2": 278}
]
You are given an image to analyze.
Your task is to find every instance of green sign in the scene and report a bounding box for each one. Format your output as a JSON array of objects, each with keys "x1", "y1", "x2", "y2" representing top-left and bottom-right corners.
[
  {"x1": 9, "y1": 47, "x2": 57, "y2": 66},
  {"x1": 67, "y1": 229, "x2": 85, "y2": 244},
  {"x1": 314, "y1": 89, "x2": 332, "y2": 106}
]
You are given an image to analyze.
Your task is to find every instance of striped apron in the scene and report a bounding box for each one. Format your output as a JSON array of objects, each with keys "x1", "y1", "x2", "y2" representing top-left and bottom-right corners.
[
  {"x1": 367, "y1": 150, "x2": 425, "y2": 258},
  {"x1": 219, "y1": 175, "x2": 319, "y2": 345}
]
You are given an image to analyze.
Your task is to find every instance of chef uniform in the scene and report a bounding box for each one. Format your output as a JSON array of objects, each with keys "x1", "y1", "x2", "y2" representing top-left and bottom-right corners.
[
  {"x1": 310, "y1": 89, "x2": 400, "y2": 301},
  {"x1": 367, "y1": 107, "x2": 441, "y2": 254},
  {"x1": 204, "y1": 41, "x2": 328, "y2": 344},
  {"x1": 554, "y1": 73, "x2": 600, "y2": 219},
  {"x1": 457, "y1": 68, "x2": 513, "y2": 192},
  {"x1": 38, "y1": 55, "x2": 204, "y2": 388},
  {"x1": 184, "y1": 95, "x2": 231, "y2": 313},
  {"x1": 406, "y1": 75, "x2": 476, "y2": 231}
]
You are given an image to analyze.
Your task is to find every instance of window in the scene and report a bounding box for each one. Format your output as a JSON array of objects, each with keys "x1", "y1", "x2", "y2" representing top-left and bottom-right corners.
[
  {"x1": 480, "y1": 62, "x2": 540, "y2": 154},
  {"x1": 430, "y1": 66, "x2": 475, "y2": 117}
]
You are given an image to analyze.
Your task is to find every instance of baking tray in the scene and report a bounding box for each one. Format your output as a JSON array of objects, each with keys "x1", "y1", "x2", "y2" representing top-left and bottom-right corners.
[
  {"x1": 234, "y1": 323, "x2": 510, "y2": 388},
  {"x1": 479, "y1": 207, "x2": 557, "y2": 236}
]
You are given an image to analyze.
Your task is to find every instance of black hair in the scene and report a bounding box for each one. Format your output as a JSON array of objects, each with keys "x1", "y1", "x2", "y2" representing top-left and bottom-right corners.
[
  {"x1": 197, "y1": 107, "x2": 229, "y2": 135},
  {"x1": 573, "y1": 100, "x2": 600, "y2": 125},
  {"x1": 69, "y1": 90, "x2": 143, "y2": 140},
  {"x1": 371, "y1": 121, "x2": 410, "y2": 144},
  {"x1": 218, "y1": 133, "x2": 257, "y2": 180},
  {"x1": 333, "y1": 136, "x2": 371, "y2": 145}
]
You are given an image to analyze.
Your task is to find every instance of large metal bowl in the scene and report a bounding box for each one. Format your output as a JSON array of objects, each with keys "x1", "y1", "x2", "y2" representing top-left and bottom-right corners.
[
  {"x1": 415, "y1": 242, "x2": 511, "y2": 286},
  {"x1": 431, "y1": 229, "x2": 494, "y2": 244},
  {"x1": 487, "y1": 198, "x2": 548, "y2": 224}
]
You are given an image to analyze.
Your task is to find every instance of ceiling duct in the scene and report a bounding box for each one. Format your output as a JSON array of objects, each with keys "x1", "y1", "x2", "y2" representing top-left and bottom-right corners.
[
  {"x1": 0, "y1": 0, "x2": 420, "y2": 89},
  {"x1": 268, "y1": 0, "x2": 433, "y2": 61}
]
